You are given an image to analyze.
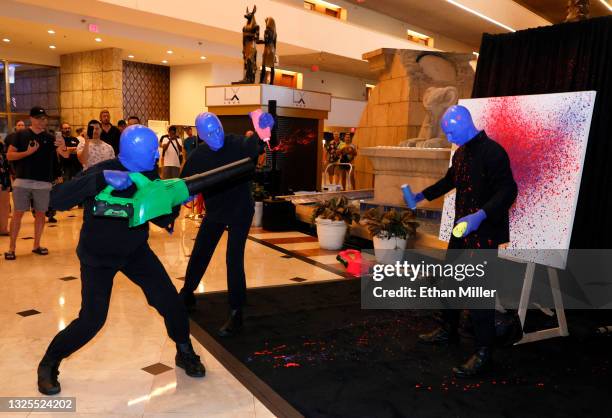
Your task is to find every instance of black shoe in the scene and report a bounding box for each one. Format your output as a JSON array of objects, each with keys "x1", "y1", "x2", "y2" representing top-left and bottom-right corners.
[
  {"x1": 37, "y1": 355, "x2": 61, "y2": 395},
  {"x1": 175, "y1": 341, "x2": 206, "y2": 378},
  {"x1": 218, "y1": 308, "x2": 243, "y2": 337},
  {"x1": 47, "y1": 217, "x2": 58, "y2": 224},
  {"x1": 179, "y1": 290, "x2": 196, "y2": 312},
  {"x1": 453, "y1": 347, "x2": 492, "y2": 378},
  {"x1": 418, "y1": 327, "x2": 458, "y2": 345}
]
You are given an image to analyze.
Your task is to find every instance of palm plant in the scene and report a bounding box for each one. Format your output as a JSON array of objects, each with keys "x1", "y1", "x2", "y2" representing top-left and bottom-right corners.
[
  {"x1": 361, "y1": 207, "x2": 419, "y2": 239},
  {"x1": 311, "y1": 196, "x2": 360, "y2": 225}
]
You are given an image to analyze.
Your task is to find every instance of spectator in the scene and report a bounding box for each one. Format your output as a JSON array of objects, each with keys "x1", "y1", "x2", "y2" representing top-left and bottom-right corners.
[
  {"x1": 75, "y1": 127, "x2": 85, "y2": 144},
  {"x1": 0, "y1": 136, "x2": 11, "y2": 235},
  {"x1": 183, "y1": 126, "x2": 202, "y2": 158},
  {"x1": 160, "y1": 125, "x2": 184, "y2": 179},
  {"x1": 127, "y1": 116, "x2": 140, "y2": 126},
  {"x1": 324, "y1": 131, "x2": 341, "y2": 185},
  {"x1": 117, "y1": 119, "x2": 127, "y2": 133},
  {"x1": 58, "y1": 122, "x2": 82, "y2": 182},
  {"x1": 338, "y1": 133, "x2": 357, "y2": 190},
  {"x1": 5, "y1": 120, "x2": 26, "y2": 150},
  {"x1": 4, "y1": 106, "x2": 69, "y2": 260},
  {"x1": 99, "y1": 109, "x2": 121, "y2": 156},
  {"x1": 77, "y1": 120, "x2": 115, "y2": 171},
  {"x1": 5, "y1": 120, "x2": 26, "y2": 179}
]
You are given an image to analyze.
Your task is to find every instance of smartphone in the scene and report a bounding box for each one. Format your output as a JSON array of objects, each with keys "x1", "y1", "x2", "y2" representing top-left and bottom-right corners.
[{"x1": 87, "y1": 124, "x2": 94, "y2": 139}]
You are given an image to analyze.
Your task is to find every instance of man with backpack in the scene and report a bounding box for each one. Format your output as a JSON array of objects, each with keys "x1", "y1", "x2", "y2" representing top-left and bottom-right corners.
[{"x1": 160, "y1": 125, "x2": 184, "y2": 179}]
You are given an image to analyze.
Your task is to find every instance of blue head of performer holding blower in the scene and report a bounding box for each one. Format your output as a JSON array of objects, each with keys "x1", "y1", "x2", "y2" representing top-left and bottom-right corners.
[
  {"x1": 440, "y1": 105, "x2": 480, "y2": 146},
  {"x1": 118, "y1": 124, "x2": 160, "y2": 172},
  {"x1": 195, "y1": 112, "x2": 225, "y2": 151}
]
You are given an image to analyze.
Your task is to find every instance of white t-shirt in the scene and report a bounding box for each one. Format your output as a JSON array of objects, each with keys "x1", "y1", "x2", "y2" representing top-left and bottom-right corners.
[
  {"x1": 77, "y1": 140, "x2": 115, "y2": 170},
  {"x1": 161, "y1": 137, "x2": 183, "y2": 168}
]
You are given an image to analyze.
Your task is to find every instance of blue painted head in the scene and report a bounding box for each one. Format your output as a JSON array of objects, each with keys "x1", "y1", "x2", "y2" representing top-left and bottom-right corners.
[
  {"x1": 118, "y1": 125, "x2": 160, "y2": 172},
  {"x1": 195, "y1": 112, "x2": 224, "y2": 151},
  {"x1": 441, "y1": 105, "x2": 480, "y2": 146}
]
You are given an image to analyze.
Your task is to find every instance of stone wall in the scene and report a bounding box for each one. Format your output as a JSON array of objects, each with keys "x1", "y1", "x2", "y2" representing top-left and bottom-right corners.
[
  {"x1": 353, "y1": 49, "x2": 474, "y2": 188},
  {"x1": 59, "y1": 48, "x2": 123, "y2": 128}
]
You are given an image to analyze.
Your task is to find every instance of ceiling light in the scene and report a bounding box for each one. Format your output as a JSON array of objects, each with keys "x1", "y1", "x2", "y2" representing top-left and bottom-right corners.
[
  {"x1": 48, "y1": 29, "x2": 55, "y2": 34},
  {"x1": 445, "y1": 0, "x2": 516, "y2": 32},
  {"x1": 600, "y1": 0, "x2": 612, "y2": 12},
  {"x1": 166, "y1": 50, "x2": 173, "y2": 54},
  {"x1": 128, "y1": 54, "x2": 134, "y2": 58},
  {"x1": 94, "y1": 37, "x2": 102, "y2": 42},
  {"x1": 2, "y1": 38, "x2": 10, "y2": 43},
  {"x1": 161, "y1": 60, "x2": 168, "y2": 64},
  {"x1": 200, "y1": 56, "x2": 207, "y2": 60},
  {"x1": 49, "y1": 45, "x2": 56, "y2": 49}
]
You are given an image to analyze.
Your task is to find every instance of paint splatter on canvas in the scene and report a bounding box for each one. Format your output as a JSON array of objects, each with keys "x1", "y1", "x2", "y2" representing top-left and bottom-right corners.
[{"x1": 439, "y1": 92, "x2": 596, "y2": 268}]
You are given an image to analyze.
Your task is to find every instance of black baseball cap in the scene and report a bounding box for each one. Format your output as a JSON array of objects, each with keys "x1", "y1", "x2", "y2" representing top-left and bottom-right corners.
[{"x1": 30, "y1": 106, "x2": 48, "y2": 118}]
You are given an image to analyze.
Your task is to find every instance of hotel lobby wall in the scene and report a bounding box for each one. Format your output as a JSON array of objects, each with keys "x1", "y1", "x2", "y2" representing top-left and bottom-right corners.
[
  {"x1": 170, "y1": 63, "x2": 242, "y2": 126},
  {"x1": 59, "y1": 48, "x2": 123, "y2": 128}
]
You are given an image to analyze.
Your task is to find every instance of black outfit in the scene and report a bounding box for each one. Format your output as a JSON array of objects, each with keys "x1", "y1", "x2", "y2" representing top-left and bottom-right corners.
[
  {"x1": 12, "y1": 129, "x2": 60, "y2": 183},
  {"x1": 100, "y1": 125, "x2": 121, "y2": 156},
  {"x1": 43, "y1": 159, "x2": 189, "y2": 361},
  {"x1": 59, "y1": 136, "x2": 82, "y2": 181},
  {"x1": 422, "y1": 131, "x2": 517, "y2": 346},
  {"x1": 0, "y1": 144, "x2": 10, "y2": 191},
  {"x1": 180, "y1": 134, "x2": 262, "y2": 309}
]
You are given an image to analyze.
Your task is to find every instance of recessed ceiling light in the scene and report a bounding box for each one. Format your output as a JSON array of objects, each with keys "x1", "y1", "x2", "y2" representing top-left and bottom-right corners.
[
  {"x1": 48, "y1": 30, "x2": 55, "y2": 34},
  {"x1": 200, "y1": 56, "x2": 207, "y2": 60},
  {"x1": 2, "y1": 38, "x2": 10, "y2": 43},
  {"x1": 94, "y1": 37, "x2": 102, "y2": 42},
  {"x1": 49, "y1": 45, "x2": 56, "y2": 49},
  {"x1": 166, "y1": 50, "x2": 173, "y2": 54},
  {"x1": 161, "y1": 60, "x2": 168, "y2": 64},
  {"x1": 128, "y1": 54, "x2": 134, "y2": 58}
]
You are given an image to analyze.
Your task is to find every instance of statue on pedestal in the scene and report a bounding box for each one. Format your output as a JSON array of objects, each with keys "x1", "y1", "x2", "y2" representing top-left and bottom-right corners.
[
  {"x1": 565, "y1": 0, "x2": 590, "y2": 22},
  {"x1": 234, "y1": 5, "x2": 260, "y2": 84},
  {"x1": 258, "y1": 17, "x2": 277, "y2": 85},
  {"x1": 399, "y1": 86, "x2": 458, "y2": 148}
]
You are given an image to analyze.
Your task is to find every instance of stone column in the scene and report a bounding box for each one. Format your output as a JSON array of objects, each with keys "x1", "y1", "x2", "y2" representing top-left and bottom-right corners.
[
  {"x1": 59, "y1": 48, "x2": 123, "y2": 128},
  {"x1": 353, "y1": 48, "x2": 474, "y2": 189}
]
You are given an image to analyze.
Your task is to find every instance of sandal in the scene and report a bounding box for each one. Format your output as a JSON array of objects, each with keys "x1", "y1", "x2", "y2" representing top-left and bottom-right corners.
[
  {"x1": 4, "y1": 251, "x2": 16, "y2": 260},
  {"x1": 32, "y1": 247, "x2": 49, "y2": 256}
]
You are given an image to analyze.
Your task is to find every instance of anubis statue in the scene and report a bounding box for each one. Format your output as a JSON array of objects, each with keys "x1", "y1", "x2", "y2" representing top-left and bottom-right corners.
[{"x1": 235, "y1": 5, "x2": 260, "y2": 84}]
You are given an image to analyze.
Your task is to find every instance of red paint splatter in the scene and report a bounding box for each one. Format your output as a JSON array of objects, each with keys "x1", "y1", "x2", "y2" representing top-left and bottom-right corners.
[{"x1": 284, "y1": 362, "x2": 301, "y2": 368}]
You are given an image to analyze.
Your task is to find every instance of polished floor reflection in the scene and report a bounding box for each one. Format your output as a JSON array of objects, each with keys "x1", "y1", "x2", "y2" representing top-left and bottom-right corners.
[{"x1": 0, "y1": 208, "x2": 342, "y2": 417}]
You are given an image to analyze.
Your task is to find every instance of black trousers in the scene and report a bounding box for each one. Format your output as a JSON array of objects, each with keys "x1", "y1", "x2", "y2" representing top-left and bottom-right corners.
[
  {"x1": 45, "y1": 244, "x2": 189, "y2": 361},
  {"x1": 183, "y1": 216, "x2": 251, "y2": 309},
  {"x1": 442, "y1": 236, "x2": 497, "y2": 347}
]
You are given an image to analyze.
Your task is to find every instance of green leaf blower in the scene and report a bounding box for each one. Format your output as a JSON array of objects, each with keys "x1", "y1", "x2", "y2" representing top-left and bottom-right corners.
[{"x1": 93, "y1": 157, "x2": 254, "y2": 227}]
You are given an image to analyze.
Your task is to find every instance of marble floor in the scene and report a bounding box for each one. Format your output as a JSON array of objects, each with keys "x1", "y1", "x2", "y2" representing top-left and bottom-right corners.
[{"x1": 0, "y1": 208, "x2": 343, "y2": 417}]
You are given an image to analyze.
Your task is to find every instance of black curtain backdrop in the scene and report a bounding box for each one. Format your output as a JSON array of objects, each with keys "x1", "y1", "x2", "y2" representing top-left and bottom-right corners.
[{"x1": 472, "y1": 16, "x2": 612, "y2": 248}]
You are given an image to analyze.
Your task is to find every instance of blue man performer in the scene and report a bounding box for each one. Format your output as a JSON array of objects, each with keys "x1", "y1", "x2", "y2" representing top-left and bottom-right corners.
[{"x1": 403, "y1": 105, "x2": 517, "y2": 377}]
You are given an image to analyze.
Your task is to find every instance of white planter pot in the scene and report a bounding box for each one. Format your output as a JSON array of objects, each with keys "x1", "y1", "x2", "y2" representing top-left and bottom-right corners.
[
  {"x1": 373, "y1": 235, "x2": 407, "y2": 264},
  {"x1": 252, "y1": 201, "x2": 264, "y2": 227},
  {"x1": 315, "y1": 218, "x2": 348, "y2": 250}
]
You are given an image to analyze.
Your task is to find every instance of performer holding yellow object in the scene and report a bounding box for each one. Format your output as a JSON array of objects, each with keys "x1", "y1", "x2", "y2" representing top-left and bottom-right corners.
[{"x1": 402, "y1": 105, "x2": 517, "y2": 378}]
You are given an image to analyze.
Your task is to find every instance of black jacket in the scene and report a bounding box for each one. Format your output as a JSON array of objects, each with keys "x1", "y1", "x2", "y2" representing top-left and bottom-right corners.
[
  {"x1": 180, "y1": 134, "x2": 263, "y2": 224},
  {"x1": 50, "y1": 159, "x2": 178, "y2": 267},
  {"x1": 423, "y1": 131, "x2": 518, "y2": 246}
]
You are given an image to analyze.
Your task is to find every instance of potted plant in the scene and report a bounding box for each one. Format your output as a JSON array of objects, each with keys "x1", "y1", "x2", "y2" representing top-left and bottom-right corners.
[
  {"x1": 361, "y1": 208, "x2": 419, "y2": 263},
  {"x1": 311, "y1": 196, "x2": 360, "y2": 250},
  {"x1": 252, "y1": 183, "x2": 269, "y2": 227}
]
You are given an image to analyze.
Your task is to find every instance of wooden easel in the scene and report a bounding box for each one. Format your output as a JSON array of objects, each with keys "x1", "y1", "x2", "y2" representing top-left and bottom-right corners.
[{"x1": 514, "y1": 261, "x2": 569, "y2": 344}]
